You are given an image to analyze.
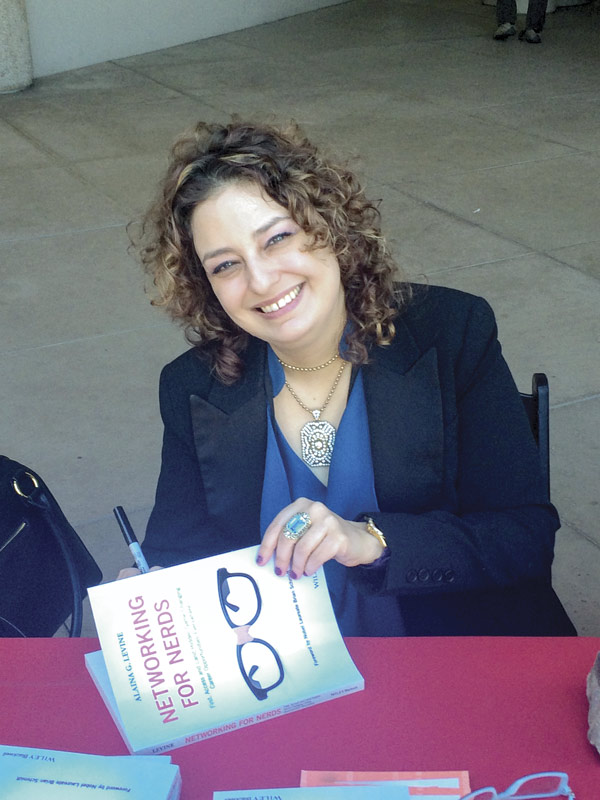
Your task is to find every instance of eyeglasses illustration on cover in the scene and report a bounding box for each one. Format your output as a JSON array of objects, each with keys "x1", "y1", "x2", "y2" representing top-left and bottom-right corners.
[{"x1": 217, "y1": 568, "x2": 285, "y2": 701}]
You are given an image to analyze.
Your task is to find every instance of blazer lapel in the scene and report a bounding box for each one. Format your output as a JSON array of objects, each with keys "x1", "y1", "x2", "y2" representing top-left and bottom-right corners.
[
  {"x1": 363, "y1": 320, "x2": 445, "y2": 512},
  {"x1": 189, "y1": 341, "x2": 268, "y2": 544}
]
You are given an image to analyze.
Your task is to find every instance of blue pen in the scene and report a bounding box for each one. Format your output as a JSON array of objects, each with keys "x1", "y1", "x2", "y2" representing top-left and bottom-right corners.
[{"x1": 113, "y1": 506, "x2": 150, "y2": 574}]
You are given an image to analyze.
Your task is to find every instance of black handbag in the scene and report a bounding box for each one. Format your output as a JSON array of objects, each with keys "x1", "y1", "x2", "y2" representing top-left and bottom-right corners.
[{"x1": 0, "y1": 455, "x2": 103, "y2": 637}]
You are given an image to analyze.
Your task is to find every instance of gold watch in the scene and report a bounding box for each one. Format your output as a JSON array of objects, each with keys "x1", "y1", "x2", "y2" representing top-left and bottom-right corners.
[{"x1": 364, "y1": 517, "x2": 387, "y2": 549}]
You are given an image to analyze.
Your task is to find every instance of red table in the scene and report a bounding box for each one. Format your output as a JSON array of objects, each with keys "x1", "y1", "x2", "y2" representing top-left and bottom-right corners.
[{"x1": 1, "y1": 637, "x2": 598, "y2": 799}]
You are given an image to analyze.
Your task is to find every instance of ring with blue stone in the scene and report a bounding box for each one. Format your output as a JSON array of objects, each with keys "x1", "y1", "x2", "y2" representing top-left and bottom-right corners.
[{"x1": 283, "y1": 511, "x2": 312, "y2": 541}]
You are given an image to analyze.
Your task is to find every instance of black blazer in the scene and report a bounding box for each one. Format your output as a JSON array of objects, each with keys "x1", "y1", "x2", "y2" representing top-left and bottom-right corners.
[{"x1": 142, "y1": 285, "x2": 576, "y2": 636}]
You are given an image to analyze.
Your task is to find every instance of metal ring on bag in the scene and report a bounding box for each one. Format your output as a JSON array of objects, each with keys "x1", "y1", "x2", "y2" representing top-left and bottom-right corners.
[{"x1": 12, "y1": 471, "x2": 39, "y2": 499}]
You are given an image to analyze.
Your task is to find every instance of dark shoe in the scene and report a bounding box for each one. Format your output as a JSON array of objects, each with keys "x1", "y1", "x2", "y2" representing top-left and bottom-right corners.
[
  {"x1": 519, "y1": 28, "x2": 542, "y2": 44},
  {"x1": 494, "y1": 23, "x2": 516, "y2": 40}
]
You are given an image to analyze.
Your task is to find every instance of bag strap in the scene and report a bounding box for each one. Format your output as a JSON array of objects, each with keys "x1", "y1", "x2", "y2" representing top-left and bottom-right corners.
[{"x1": 12, "y1": 468, "x2": 84, "y2": 637}]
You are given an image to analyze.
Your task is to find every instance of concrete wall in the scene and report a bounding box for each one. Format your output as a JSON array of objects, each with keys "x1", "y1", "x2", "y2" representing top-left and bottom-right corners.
[{"x1": 24, "y1": 0, "x2": 345, "y2": 77}]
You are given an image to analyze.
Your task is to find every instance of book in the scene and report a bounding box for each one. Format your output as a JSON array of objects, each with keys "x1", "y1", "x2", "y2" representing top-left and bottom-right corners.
[
  {"x1": 86, "y1": 545, "x2": 364, "y2": 754},
  {"x1": 0, "y1": 744, "x2": 180, "y2": 799},
  {"x1": 214, "y1": 786, "x2": 410, "y2": 800},
  {"x1": 300, "y1": 770, "x2": 471, "y2": 799}
]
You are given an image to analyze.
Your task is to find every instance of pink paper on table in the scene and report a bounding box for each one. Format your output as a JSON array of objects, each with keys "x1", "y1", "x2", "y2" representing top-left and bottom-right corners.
[{"x1": 300, "y1": 770, "x2": 470, "y2": 798}]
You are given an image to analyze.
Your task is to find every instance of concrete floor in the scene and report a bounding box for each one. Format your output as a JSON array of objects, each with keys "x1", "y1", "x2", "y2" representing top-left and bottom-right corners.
[{"x1": 1, "y1": 0, "x2": 598, "y2": 637}]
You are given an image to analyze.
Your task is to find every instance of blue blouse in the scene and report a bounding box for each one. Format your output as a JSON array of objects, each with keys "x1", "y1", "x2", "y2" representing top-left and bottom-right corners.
[{"x1": 260, "y1": 347, "x2": 405, "y2": 636}]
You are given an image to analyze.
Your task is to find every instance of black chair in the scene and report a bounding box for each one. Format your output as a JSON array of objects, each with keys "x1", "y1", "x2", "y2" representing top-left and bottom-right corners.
[{"x1": 520, "y1": 373, "x2": 550, "y2": 502}]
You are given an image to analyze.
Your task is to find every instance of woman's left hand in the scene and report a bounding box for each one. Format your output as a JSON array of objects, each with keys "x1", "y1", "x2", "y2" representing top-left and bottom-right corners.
[{"x1": 256, "y1": 498, "x2": 383, "y2": 579}]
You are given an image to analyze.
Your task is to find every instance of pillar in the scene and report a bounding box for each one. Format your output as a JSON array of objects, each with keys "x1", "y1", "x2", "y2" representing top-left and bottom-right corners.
[{"x1": 0, "y1": 0, "x2": 33, "y2": 93}]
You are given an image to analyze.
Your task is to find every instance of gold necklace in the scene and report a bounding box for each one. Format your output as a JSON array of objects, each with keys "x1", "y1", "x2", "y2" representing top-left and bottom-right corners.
[
  {"x1": 277, "y1": 352, "x2": 339, "y2": 372},
  {"x1": 283, "y1": 360, "x2": 347, "y2": 467}
]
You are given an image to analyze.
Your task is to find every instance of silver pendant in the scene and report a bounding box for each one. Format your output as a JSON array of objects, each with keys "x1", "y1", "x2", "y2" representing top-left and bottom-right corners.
[{"x1": 300, "y1": 410, "x2": 336, "y2": 467}]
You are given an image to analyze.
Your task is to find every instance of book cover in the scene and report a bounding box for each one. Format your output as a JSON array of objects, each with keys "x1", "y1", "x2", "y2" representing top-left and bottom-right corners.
[
  {"x1": 87, "y1": 545, "x2": 363, "y2": 754},
  {"x1": 0, "y1": 745, "x2": 181, "y2": 799}
]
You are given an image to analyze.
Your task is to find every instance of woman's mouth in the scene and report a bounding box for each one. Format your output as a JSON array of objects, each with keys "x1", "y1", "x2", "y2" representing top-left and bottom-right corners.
[{"x1": 258, "y1": 284, "x2": 302, "y2": 314}]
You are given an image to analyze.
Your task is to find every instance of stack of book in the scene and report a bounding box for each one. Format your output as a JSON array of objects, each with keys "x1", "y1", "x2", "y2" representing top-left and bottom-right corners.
[{"x1": 0, "y1": 744, "x2": 180, "y2": 799}]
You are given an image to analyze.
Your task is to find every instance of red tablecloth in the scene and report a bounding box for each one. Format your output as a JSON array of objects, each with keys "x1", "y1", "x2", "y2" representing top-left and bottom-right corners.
[{"x1": 1, "y1": 637, "x2": 598, "y2": 798}]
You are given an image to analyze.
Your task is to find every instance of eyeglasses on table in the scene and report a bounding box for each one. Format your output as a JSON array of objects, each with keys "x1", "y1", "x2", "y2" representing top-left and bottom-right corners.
[
  {"x1": 217, "y1": 567, "x2": 284, "y2": 701},
  {"x1": 460, "y1": 772, "x2": 574, "y2": 800}
]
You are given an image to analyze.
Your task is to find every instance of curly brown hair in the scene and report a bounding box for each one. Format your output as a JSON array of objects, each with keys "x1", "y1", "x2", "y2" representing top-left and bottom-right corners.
[{"x1": 137, "y1": 118, "x2": 409, "y2": 383}]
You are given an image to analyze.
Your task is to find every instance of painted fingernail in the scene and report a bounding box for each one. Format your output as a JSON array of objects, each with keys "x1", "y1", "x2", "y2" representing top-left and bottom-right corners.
[
  {"x1": 275, "y1": 567, "x2": 282, "y2": 576},
  {"x1": 256, "y1": 554, "x2": 263, "y2": 565},
  {"x1": 290, "y1": 571, "x2": 298, "y2": 580}
]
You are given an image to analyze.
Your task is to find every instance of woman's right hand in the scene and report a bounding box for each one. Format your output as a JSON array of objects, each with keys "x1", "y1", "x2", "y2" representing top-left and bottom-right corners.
[
  {"x1": 258, "y1": 498, "x2": 383, "y2": 579},
  {"x1": 116, "y1": 565, "x2": 163, "y2": 580}
]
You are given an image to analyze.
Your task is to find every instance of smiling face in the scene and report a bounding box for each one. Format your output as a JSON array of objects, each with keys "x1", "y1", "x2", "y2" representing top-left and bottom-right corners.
[{"x1": 190, "y1": 181, "x2": 346, "y2": 362}]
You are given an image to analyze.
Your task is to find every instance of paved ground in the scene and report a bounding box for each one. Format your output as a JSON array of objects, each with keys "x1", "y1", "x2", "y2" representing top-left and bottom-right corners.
[{"x1": 1, "y1": 0, "x2": 598, "y2": 636}]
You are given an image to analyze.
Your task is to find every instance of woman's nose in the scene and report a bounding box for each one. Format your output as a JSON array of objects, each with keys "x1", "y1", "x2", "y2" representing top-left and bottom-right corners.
[{"x1": 246, "y1": 256, "x2": 278, "y2": 294}]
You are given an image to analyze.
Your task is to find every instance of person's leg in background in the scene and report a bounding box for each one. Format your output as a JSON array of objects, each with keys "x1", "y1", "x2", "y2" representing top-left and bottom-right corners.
[
  {"x1": 494, "y1": 0, "x2": 518, "y2": 39},
  {"x1": 520, "y1": 0, "x2": 547, "y2": 43}
]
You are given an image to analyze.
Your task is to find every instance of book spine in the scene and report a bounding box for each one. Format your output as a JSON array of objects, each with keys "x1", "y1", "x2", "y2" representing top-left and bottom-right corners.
[
  {"x1": 166, "y1": 771, "x2": 182, "y2": 800},
  {"x1": 135, "y1": 679, "x2": 365, "y2": 755}
]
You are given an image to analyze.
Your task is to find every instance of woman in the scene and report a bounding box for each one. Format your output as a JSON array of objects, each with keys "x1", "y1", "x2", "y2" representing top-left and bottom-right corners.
[{"x1": 124, "y1": 119, "x2": 575, "y2": 637}]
